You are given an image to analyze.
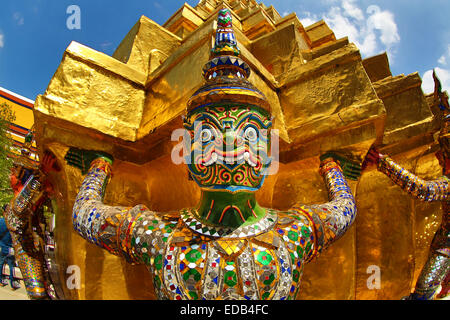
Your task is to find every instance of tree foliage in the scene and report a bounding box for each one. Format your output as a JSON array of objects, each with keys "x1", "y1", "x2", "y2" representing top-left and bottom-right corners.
[{"x1": 0, "y1": 102, "x2": 16, "y2": 208}]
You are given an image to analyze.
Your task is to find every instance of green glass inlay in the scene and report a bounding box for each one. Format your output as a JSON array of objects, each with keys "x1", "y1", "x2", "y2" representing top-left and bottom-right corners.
[
  {"x1": 224, "y1": 271, "x2": 238, "y2": 287},
  {"x1": 142, "y1": 253, "x2": 150, "y2": 265},
  {"x1": 296, "y1": 246, "x2": 304, "y2": 259},
  {"x1": 154, "y1": 275, "x2": 161, "y2": 289},
  {"x1": 154, "y1": 254, "x2": 163, "y2": 270},
  {"x1": 189, "y1": 291, "x2": 199, "y2": 300},
  {"x1": 301, "y1": 226, "x2": 310, "y2": 238},
  {"x1": 183, "y1": 269, "x2": 201, "y2": 282},
  {"x1": 263, "y1": 273, "x2": 275, "y2": 285},
  {"x1": 290, "y1": 252, "x2": 296, "y2": 264},
  {"x1": 293, "y1": 269, "x2": 300, "y2": 282},
  {"x1": 288, "y1": 231, "x2": 298, "y2": 242},
  {"x1": 262, "y1": 291, "x2": 270, "y2": 300},
  {"x1": 202, "y1": 227, "x2": 210, "y2": 233},
  {"x1": 186, "y1": 249, "x2": 202, "y2": 263},
  {"x1": 305, "y1": 242, "x2": 312, "y2": 254},
  {"x1": 257, "y1": 251, "x2": 273, "y2": 266}
]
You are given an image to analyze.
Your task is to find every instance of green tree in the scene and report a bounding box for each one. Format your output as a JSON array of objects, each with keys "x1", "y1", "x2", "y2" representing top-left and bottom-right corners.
[{"x1": 0, "y1": 102, "x2": 16, "y2": 208}]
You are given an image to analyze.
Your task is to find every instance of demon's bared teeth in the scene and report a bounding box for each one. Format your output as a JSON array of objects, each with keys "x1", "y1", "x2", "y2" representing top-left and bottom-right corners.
[
  {"x1": 225, "y1": 156, "x2": 235, "y2": 164},
  {"x1": 236, "y1": 153, "x2": 244, "y2": 163},
  {"x1": 203, "y1": 152, "x2": 217, "y2": 166},
  {"x1": 204, "y1": 151, "x2": 255, "y2": 166},
  {"x1": 245, "y1": 152, "x2": 257, "y2": 167},
  {"x1": 203, "y1": 158, "x2": 214, "y2": 166}
]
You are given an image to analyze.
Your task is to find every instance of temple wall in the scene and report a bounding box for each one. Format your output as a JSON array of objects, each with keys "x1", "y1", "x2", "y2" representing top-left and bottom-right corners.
[{"x1": 354, "y1": 146, "x2": 442, "y2": 299}]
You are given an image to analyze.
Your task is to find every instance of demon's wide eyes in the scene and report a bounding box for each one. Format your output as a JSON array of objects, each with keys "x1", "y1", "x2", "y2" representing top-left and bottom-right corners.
[
  {"x1": 244, "y1": 127, "x2": 258, "y2": 142},
  {"x1": 201, "y1": 128, "x2": 213, "y2": 142}
]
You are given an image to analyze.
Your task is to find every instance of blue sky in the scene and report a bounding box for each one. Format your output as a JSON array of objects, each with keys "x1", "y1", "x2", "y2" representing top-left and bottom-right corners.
[{"x1": 0, "y1": 0, "x2": 449, "y2": 101}]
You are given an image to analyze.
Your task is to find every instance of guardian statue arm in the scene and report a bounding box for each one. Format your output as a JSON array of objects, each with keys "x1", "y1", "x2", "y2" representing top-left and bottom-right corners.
[
  {"x1": 10, "y1": 174, "x2": 43, "y2": 222},
  {"x1": 365, "y1": 148, "x2": 449, "y2": 201},
  {"x1": 3, "y1": 151, "x2": 60, "y2": 300},
  {"x1": 290, "y1": 153, "x2": 360, "y2": 262},
  {"x1": 66, "y1": 148, "x2": 171, "y2": 265},
  {"x1": 7, "y1": 151, "x2": 58, "y2": 235}
]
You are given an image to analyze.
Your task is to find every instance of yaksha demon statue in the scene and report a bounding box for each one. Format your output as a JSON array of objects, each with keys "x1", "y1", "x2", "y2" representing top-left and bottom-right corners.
[
  {"x1": 364, "y1": 74, "x2": 449, "y2": 300},
  {"x1": 4, "y1": 130, "x2": 59, "y2": 300},
  {"x1": 65, "y1": 8, "x2": 361, "y2": 300}
]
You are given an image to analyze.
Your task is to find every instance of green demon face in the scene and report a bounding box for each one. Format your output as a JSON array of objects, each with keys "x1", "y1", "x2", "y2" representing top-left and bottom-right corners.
[{"x1": 183, "y1": 105, "x2": 272, "y2": 192}]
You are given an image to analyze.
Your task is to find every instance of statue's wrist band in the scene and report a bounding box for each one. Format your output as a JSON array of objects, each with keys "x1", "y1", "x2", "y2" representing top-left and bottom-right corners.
[
  {"x1": 377, "y1": 155, "x2": 390, "y2": 171},
  {"x1": 90, "y1": 158, "x2": 112, "y2": 176},
  {"x1": 319, "y1": 160, "x2": 340, "y2": 175}
]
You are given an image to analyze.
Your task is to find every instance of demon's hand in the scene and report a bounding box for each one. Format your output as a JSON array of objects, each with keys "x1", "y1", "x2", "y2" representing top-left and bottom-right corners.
[
  {"x1": 362, "y1": 146, "x2": 384, "y2": 170},
  {"x1": 64, "y1": 147, "x2": 113, "y2": 175},
  {"x1": 40, "y1": 151, "x2": 61, "y2": 174},
  {"x1": 320, "y1": 151, "x2": 362, "y2": 181}
]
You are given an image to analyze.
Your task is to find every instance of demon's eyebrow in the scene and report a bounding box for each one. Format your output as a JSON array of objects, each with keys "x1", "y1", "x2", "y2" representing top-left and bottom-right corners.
[
  {"x1": 235, "y1": 113, "x2": 272, "y2": 129},
  {"x1": 198, "y1": 113, "x2": 222, "y2": 129},
  {"x1": 185, "y1": 112, "x2": 222, "y2": 130},
  {"x1": 187, "y1": 110, "x2": 271, "y2": 131}
]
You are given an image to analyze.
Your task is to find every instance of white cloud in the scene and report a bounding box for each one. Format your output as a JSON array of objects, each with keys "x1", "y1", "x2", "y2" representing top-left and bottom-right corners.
[
  {"x1": 298, "y1": 11, "x2": 319, "y2": 27},
  {"x1": 100, "y1": 41, "x2": 113, "y2": 50},
  {"x1": 321, "y1": 0, "x2": 340, "y2": 4},
  {"x1": 13, "y1": 12, "x2": 24, "y2": 26},
  {"x1": 342, "y1": 0, "x2": 364, "y2": 21},
  {"x1": 0, "y1": 32, "x2": 4, "y2": 48},
  {"x1": 437, "y1": 45, "x2": 450, "y2": 66},
  {"x1": 298, "y1": 1, "x2": 400, "y2": 59},
  {"x1": 366, "y1": 6, "x2": 400, "y2": 48},
  {"x1": 359, "y1": 32, "x2": 377, "y2": 56},
  {"x1": 325, "y1": 6, "x2": 361, "y2": 41}
]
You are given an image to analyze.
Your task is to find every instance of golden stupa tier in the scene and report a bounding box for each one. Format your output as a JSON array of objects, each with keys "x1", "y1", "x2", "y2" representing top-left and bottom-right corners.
[{"x1": 34, "y1": 0, "x2": 441, "y2": 300}]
